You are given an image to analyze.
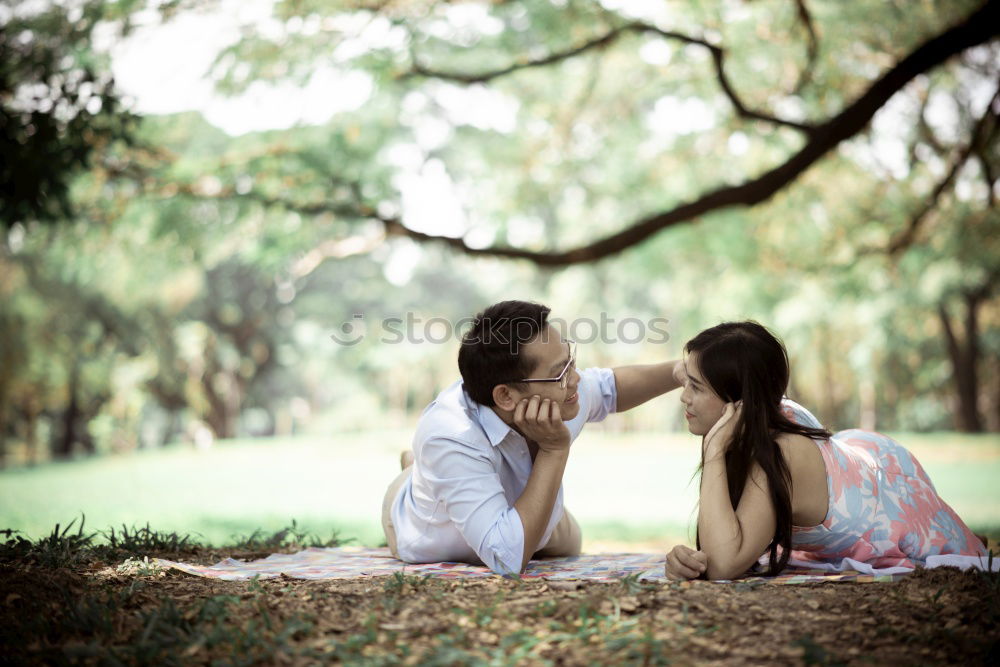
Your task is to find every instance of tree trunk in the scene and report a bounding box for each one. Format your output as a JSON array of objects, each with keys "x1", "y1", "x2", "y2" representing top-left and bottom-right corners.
[
  {"x1": 25, "y1": 408, "x2": 37, "y2": 466},
  {"x1": 199, "y1": 335, "x2": 236, "y2": 439},
  {"x1": 55, "y1": 364, "x2": 81, "y2": 458},
  {"x1": 202, "y1": 372, "x2": 234, "y2": 439},
  {"x1": 962, "y1": 291, "x2": 983, "y2": 432},
  {"x1": 938, "y1": 295, "x2": 983, "y2": 433},
  {"x1": 15, "y1": 394, "x2": 42, "y2": 466},
  {"x1": 161, "y1": 409, "x2": 180, "y2": 447}
]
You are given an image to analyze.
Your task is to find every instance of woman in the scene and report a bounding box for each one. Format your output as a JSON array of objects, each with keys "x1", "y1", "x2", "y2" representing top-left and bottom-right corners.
[{"x1": 666, "y1": 321, "x2": 986, "y2": 580}]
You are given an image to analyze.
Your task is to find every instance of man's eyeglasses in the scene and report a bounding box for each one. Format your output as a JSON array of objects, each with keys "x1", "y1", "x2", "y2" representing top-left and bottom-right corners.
[{"x1": 517, "y1": 340, "x2": 577, "y2": 390}]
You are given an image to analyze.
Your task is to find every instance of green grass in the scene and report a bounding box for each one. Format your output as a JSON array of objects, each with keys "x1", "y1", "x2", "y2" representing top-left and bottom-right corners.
[{"x1": 0, "y1": 430, "x2": 998, "y2": 548}]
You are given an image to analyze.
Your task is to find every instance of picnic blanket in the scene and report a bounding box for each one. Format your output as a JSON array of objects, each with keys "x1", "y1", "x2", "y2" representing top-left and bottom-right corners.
[{"x1": 154, "y1": 546, "x2": 995, "y2": 584}]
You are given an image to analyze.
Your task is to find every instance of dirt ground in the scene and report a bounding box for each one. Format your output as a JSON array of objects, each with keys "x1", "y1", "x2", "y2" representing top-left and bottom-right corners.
[{"x1": 1, "y1": 548, "x2": 998, "y2": 665}]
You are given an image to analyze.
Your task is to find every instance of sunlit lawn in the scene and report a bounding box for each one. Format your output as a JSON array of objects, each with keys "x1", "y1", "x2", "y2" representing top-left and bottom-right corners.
[{"x1": 2, "y1": 429, "x2": 998, "y2": 552}]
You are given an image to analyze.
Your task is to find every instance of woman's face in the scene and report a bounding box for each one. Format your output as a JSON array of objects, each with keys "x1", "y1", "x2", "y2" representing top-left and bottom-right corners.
[{"x1": 679, "y1": 351, "x2": 728, "y2": 436}]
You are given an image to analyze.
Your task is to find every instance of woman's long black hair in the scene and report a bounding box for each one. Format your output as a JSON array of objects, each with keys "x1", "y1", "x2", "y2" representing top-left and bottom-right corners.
[{"x1": 688, "y1": 321, "x2": 831, "y2": 575}]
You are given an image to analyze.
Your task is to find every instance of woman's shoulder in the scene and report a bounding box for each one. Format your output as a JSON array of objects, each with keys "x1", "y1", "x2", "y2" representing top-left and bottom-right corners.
[
  {"x1": 774, "y1": 431, "x2": 828, "y2": 496},
  {"x1": 774, "y1": 431, "x2": 818, "y2": 453}
]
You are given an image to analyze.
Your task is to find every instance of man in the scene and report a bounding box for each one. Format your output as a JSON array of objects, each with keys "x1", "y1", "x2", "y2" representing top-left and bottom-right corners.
[{"x1": 381, "y1": 300, "x2": 681, "y2": 575}]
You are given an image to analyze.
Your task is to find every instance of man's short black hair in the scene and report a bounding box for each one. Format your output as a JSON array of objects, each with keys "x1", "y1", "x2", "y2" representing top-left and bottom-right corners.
[{"x1": 458, "y1": 300, "x2": 551, "y2": 406}]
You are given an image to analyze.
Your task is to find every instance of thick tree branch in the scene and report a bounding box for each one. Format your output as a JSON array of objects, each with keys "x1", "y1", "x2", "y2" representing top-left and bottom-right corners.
[
  {"x1": 389, "y1": 1, "x2": 999, "y2": 267},
  {"x1": 406, "y1": 20, "x2": 817, "y2": 134},
  {"x1": 141, "y1": 3, "x2": 998, "y2": 269},
  {"x1": 887, "y1": 80, "x2": 1000, "y2": 255}
]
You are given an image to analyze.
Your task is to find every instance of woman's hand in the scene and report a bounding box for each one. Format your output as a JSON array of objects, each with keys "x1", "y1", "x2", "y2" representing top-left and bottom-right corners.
[
  {"x1": 703, "y1": 401, "x2": 742, "y2": 459},
  {"x1": 665, "y1": 545, "x2": 708, "y2": 580}
]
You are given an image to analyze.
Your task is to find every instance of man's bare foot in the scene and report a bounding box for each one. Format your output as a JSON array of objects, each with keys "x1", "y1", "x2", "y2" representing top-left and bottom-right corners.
[{"x1": 400, "y1": 450, "x2": 414, "y2": 470}]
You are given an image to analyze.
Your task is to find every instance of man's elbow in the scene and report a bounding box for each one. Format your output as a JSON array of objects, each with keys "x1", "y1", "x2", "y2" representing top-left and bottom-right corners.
[
  {"x1": 518, "y1": 553, "x2": 530, "y2": 574},
  {"x1": 478, "y1": 535, "x2": 527, "y2": 578},
  {"x1": 488, "y1": 555, "x2": 524, "y2": 578}
]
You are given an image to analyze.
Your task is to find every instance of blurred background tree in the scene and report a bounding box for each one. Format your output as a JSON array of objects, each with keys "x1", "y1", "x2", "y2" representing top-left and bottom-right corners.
[{"x1": 1, "y1": 0, "x2": 998, "y2": 466}]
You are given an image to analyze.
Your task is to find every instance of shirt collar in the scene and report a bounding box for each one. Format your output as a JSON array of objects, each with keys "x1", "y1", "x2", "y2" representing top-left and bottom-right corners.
[{"x1": 475, "y1": 401, "x2": 517, "y2": 447}]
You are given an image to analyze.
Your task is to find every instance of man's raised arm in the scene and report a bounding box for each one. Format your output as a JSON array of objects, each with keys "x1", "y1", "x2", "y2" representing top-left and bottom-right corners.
[
  {"x1": 512, "y1": 395, "x2": 571, "y2": 572},
  {"x1": 613, "y1": 360, "x2": 683, "y2": 412}
]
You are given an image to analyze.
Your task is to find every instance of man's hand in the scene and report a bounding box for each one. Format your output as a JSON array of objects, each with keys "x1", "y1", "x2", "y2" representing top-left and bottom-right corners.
[
  {"x1": 665, "y1": 545, "x2": 708, "y2": 580},
  {"x1": 672, "y1": 361, "x2": 687, "y2": 387},
  {"x1": 514, "y1": 396, "x2": 570, "y2": 453}
]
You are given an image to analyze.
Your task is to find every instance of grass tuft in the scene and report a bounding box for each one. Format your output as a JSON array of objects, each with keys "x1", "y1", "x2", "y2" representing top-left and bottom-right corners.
[
  {"x1": 229, "y1": 518, "x2": 350, "y2": 551},
  {"x1": 98, "y1": 523, "x2": 199, "y2": 556},
  {"x1": 382, "y1": 570, "x2": 431, "y2": 594},
  {"x1": 0, "y1": 515, "x2": 96, "y2": 568},
  {"x1": 1, "y1": 516, "x2": 353, "y2": 569}
]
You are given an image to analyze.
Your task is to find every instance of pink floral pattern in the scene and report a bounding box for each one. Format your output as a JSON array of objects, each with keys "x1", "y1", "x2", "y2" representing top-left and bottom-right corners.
[{"x1": 781, "y1": 400, "x2": 985, "y2": 568}]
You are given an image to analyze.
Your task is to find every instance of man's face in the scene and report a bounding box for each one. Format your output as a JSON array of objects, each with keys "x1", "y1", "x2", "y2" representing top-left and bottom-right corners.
[{"x1": 509, "y1": 325, "x2": 581, "y2": 422}]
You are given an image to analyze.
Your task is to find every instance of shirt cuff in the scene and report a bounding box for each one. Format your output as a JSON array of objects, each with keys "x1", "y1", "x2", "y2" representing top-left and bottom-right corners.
[
  {"x1": 585, "y1": 366, "x2": 618, "y2": 421},
  {"x1": 478, "y1": 506, "x2": 526, "y2": 576}
]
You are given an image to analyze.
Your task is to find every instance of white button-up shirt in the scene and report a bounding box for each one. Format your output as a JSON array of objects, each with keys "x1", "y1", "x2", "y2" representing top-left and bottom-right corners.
[{"x1": 390, "y1": 367, "x2": 618, "y2": 575}]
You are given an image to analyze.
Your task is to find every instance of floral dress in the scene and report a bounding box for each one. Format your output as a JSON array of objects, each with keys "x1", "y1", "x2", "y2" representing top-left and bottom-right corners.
[{"x1": 780, "y1": 400, "x2": 985, "y2": 568}]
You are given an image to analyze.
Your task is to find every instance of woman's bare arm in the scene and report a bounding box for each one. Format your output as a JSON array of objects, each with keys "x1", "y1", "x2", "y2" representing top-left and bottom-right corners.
[
  {"x1": 697, "y1": 456, "x2": 777, "y2": 579},
  {"x1": 696, "y1": 403, "x2": 778, "y2": 579}
]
